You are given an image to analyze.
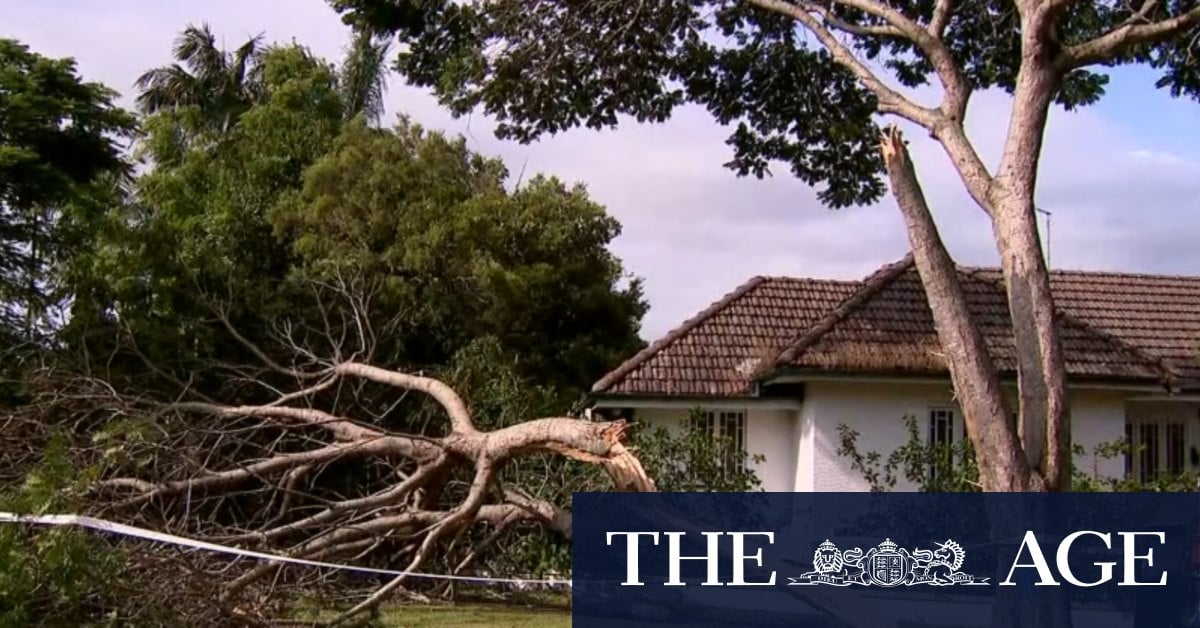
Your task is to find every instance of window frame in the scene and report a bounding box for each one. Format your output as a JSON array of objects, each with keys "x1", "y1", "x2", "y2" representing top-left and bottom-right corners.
[
  {"x1": 926, "y1": 405, "x2": 962, "y2": 481},
  {"x1": 1126, "y1": 415, "x2": 1189, "y2": 483},
  {"x1": 692, "y1": 408, "x2": 748, "y2": 473}
]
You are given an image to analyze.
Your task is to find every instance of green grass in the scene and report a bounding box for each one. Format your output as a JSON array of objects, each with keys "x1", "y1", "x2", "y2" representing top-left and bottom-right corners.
[
  {"x1": 292, "y1": 593, "x2": 572, "y2": 628},
  {"x1": 375, "y1": 603, "x2": 570, "y2": 627}
]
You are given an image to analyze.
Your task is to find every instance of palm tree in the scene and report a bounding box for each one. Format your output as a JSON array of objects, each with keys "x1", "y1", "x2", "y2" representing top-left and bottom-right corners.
[
  {"x1": 338, "y1": 30, "x2": 392, "y2": 124},
  {"x1": 134, "y1": 23, "x2": 265, "y2": 133}
]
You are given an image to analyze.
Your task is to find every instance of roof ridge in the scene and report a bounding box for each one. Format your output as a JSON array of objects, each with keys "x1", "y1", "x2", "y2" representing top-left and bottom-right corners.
[
  {"x1": 590, "y1": 275, "x2": 769, "y2": 394},
  {"x1": 961, "y1": 265, "x2": 1200, "y2": 282},
  {"x1": 754, "y1": 254, "x2": 916, "y2": 376},
  {"x1": 758, "y1": 276, "x2": 862, "y2": 285}
]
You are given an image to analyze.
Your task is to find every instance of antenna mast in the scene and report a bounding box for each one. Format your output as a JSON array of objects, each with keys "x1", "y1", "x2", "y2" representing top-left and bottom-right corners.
[{"x1": 1036, "y1": 207, "x2": 1052, "y2": 268}]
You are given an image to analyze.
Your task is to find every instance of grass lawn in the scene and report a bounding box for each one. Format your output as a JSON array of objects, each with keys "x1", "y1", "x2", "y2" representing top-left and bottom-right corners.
[
  {"x1": 375, "y1": 603, "x2": 570, "y2": 627},
  {"x1": 293, "y1": 593, "x2": 572, "y2": 627}
]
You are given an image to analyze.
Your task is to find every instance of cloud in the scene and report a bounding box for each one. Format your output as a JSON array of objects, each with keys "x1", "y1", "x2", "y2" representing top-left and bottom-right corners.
[{"x1": 6, "y1": 0, "x2": 1200, "y2": 341}]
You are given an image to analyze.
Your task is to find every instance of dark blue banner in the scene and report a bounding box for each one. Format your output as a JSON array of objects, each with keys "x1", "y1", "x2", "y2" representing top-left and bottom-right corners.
[{"x1": 571, "y1": 493, "x2": 1200, "y2": 628}]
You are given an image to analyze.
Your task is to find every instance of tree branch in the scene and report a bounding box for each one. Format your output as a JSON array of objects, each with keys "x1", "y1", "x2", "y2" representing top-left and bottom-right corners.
[
  {"x1": 233, "y1": 457, "x2": 451, "y2": 544},
  {"x1": 827, "y1": 0, "x2": 972, "y2": 120},
  {"x1": 81, "y1": 350, "x2": 654, "y2": 624},
  {"x1": 167, "y1": 400, "x2": 389, "y2": 444},
  {"x1": 929, "y1": 0, "x2": 955, "y2": 37},
  {"x1": 932, "y1": 123, "x2": 996, "y2": 214},
  {"x1": 749, "y1": 0, "x2": 993, "y2": 212},
  {"x1": 214, "y1": 304, "x2": 326, "y2": 378},
  {"x1": 333, "y1": 362, "x2": 477, "y2": 434},
  {"x1": 1064, "y1": 6, "x2": 1200, "y2": 68},
  {"x1": 327, "y1": 463, "x2": 499, "y2": 626},
  {"x1": 99, "y1": 438, "x2": 409, "y2": 504},
  {"x1": 745, "y1": 0, "x2": 940, "y2": 128}
]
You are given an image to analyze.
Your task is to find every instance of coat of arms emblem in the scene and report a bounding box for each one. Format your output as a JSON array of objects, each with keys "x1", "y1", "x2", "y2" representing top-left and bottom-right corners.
[{"x1": 788, "y1": 538, "x2": 988, "y2": 587}]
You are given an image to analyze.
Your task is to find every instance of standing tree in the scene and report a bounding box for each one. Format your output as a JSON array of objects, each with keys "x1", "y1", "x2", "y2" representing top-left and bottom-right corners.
[
  {"x1": 136, "y1": 23, "x2": 394, "y2": 139},
  {"x1": 330, "y1": 0, "x2": 1200, "y2": 493},
  {"x1": 134, "y1": 23, "x2": 266, "y2": 133},
  {"x1": 0, "y1": 39, "x2": 134, "y2": 363},
  {"x1": 338, "y1": 30, "x2": 393, "y2": 123}
]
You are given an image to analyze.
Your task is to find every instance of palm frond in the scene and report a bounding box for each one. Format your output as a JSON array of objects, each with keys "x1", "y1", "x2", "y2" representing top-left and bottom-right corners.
[
  {"x1": 136, "y1": 24, "x2": 267, "y2": 128},
  {"x1": 174, "y1": 23, "x2": 224, "y2": 78},
  {"x1": 339, "y1": 30, "x2": 393, "y2": 124},
  {"x1": 230, "y1": 32, "x2": 266, "y2": 88},
  {"x1": 133, "y1": 64, "x2": 200, "y2": 114}
]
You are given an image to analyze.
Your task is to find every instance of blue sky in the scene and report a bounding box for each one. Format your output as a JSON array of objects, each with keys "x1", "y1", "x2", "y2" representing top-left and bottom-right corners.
[{"x1": 6, "y1": 0, "x2": 1200, "y2": 341}]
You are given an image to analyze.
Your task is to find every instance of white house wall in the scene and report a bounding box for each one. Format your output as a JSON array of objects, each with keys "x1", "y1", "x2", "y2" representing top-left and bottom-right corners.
[
  {"x1": 620, "y1": 381, "x2": 1158, "y2": 493},
  {"x1": 806, "y1": 380, "x2": 957, "y2": 492},
  {"x1": 805, "y1": 381, "x2": 1133, "y2": 492},
  {"x1": 633, "y1": 405, "x2": 798, "y2": 492},
  {"x1": 1072, "y1": 390, "x2": 1128, "y2": 481}
]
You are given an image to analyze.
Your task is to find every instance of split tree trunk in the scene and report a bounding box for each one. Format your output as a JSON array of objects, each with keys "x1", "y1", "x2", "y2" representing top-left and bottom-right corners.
[
  {"x1": 880, "y1": 126, "x2": 1031, "y2": 492},
  {"x1": 882, "y1": 126, "x2": 1074, "y2": 627}
]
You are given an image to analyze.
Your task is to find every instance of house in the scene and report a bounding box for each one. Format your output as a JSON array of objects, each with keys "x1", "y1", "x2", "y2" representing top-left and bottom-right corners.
[{"x1": 589, "y1": 255, "x2": 1200, "y2": 491}]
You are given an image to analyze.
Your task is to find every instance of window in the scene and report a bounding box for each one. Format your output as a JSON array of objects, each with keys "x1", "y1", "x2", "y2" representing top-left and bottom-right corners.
[
  {"x1": 928, "y1": 407, "x2": 958, "y2": 481},
  {"x1": 692, "y1": 409, "x2": 747, "y2": 472},
  {"x1": 1126, "y1": 418, "x2": 1187, "y2": 482}
]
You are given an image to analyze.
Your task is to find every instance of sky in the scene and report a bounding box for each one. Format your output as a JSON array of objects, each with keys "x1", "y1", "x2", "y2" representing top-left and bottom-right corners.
[{"x1": 6, "y1": 0, "x2": 1200, "y2": 341}]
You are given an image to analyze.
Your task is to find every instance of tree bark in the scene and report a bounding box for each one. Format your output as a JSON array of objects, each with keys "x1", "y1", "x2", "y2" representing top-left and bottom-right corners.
[
  {"x1": 988, "y1": 25, "x2": 1070, "y2": 491},
  {"x1": 880, "y1": 126, "x2": 1033, "y2": 492}
]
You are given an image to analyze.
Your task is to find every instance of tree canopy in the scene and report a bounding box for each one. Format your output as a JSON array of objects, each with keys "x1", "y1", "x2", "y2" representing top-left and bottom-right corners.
[
  {"x1": 330, "y1": 0, "x2": 1200, "y2": 208},
  {"x1": 71, "y1": 34, "x2": 646, "y2": 402},
  {"x1": 0, "y1": 38, "x2": 134, "y2": 371},
  {"x1": 273, "y1": 119, "x2": 647, "y2": 391}
]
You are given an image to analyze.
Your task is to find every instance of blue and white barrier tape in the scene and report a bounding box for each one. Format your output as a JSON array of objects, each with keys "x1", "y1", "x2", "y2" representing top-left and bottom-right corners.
[{"x1": 0, "y1": 512, "x2": 571, "y2": 588}]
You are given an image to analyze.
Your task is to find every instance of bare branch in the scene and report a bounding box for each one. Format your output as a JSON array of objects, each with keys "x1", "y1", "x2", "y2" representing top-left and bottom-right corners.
[
  {"x1": 214, "y1": 305, "x2": 326, "y2": 378},
  {"x1": 1064, "y1": 6, "x2": 1200, "y2": 68},
  {"x1": 333, "y1": 362, "x2": 477, "y2": 434},
  {"x1": 168, "y1": 400, "x2": 387, "y2": 443},
  {"x1": 238, "y1": 457, "x2": 450, "y2": 543},
  {"x1": 99, "y1": 438, "x2": 408, "y2": 504},
  {"x1": 824, "y1": 0, "x2": 972, "y2": 120},
  {"x1": 327, "y1": 463, "x2": 499, "y2": 625},
  {"x1": 932, "y1": 123, "x2": 995, "y2": 214},
  {"x1": 813, "y1": 6, "x2": 903, "y2": 37},
  {"x1": 749, "y1": 0, "x2": 993, "y2": 210}
]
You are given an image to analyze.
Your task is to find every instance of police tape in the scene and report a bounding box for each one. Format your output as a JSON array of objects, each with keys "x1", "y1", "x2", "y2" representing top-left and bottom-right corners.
[{"x1": 0, "y1": 511, "x2": 571, "y2": 588}]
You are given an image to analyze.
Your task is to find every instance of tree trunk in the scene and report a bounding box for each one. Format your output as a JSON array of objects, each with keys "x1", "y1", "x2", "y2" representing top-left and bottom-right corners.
[
  {"x1": 880, "y1": 126, "x2": 1033, "y2": 492},
  {"x1": 989, "y1": 42, "x2": 1070, "y2": 491}
]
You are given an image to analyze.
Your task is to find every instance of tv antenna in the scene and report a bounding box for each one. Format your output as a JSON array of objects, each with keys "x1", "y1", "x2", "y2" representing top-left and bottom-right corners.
[{"x1": 1036, "y1": 206, "x2": 1053, "y2": 269}]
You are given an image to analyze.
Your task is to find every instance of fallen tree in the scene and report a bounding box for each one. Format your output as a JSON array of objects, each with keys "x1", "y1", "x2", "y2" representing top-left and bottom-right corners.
[
  {"x1": 70, "y1": 352, "x2": 652, "y2": 625},
  {"x1": 7, "y1": 272, "x2": 655, "y2": 625}
]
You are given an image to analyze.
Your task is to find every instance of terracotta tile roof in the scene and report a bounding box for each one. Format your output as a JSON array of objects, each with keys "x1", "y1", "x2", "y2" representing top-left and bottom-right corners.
[
  {"x1": 593, "y1": 257, "x2": 1200, "y2": 397},
  {"x1": 591, "y1": 276, "x2": 858, "y2": 396}
]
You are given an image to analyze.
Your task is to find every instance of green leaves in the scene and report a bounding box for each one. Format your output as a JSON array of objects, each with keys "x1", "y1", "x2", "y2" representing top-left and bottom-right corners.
[
  {"x1": 332, "y1": 0, "x2": 1200, "y2": 209},
  {"x1": 838, "y1": 417, "x2": 1200, "y2": 493},
  {"x1": 0, "y1": 38, "x2": 134, "y2": 355},
  {"x1": 634, "y1": 409, "x2": 765, "y2": 493},
  {"x1": 273, "y1": 118, "x2": 646, "y2": 391},
  {"x1": 0, "y1": 431, "x2": 123, "y2": 628}
]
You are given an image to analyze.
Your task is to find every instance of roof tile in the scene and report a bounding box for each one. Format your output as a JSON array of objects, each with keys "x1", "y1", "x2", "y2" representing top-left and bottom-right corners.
[{"x1": 593, "y1": 258, "x2": 1200, "y2": 397}]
